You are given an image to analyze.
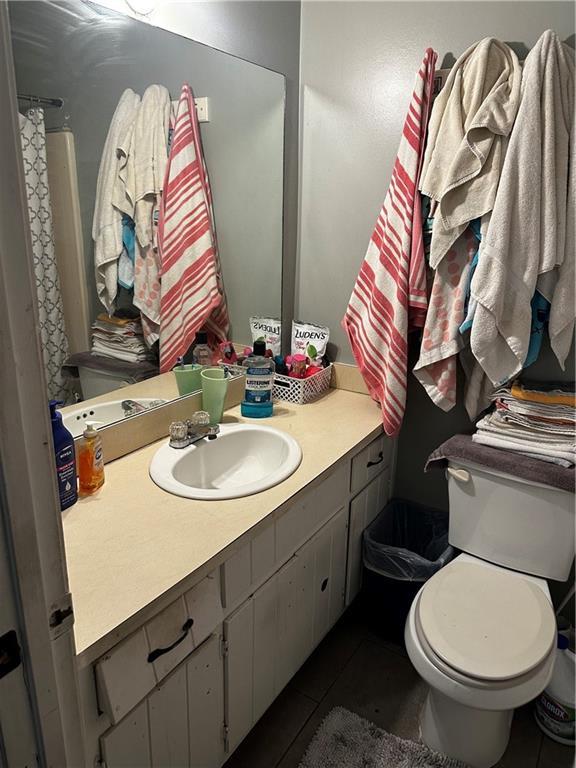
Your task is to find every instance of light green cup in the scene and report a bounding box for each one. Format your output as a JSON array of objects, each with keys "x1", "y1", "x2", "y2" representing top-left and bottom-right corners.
[
  {"x1": 173, "y1": 364, "x2": 203, "y2": 396},
  {"x1": 201, "y1": 367, "x2": 229, "y2": 425}
]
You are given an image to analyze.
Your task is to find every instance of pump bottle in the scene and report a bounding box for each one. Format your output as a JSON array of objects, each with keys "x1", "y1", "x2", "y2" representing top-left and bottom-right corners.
[
  {"x1": 78, "y1": 422, "x2": 105, "y2": 495},
  {"x1": 49, "y1": 400, "x2": 78, "y2": 510}
]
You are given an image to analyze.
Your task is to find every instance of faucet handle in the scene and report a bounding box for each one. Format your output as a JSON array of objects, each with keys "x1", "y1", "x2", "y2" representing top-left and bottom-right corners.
[
  {"x1": 169, "y1": 421, "x2": 189, "y2": 449},
  {"x1": 187, "y1": 411, "x2": 220, "y2": 440},
  {"x1": 189, "y1": 410, "x2": 211, "y2": 428}
]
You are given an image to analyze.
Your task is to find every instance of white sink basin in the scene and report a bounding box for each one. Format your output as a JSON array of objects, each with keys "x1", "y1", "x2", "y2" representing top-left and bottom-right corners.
[
  {"x1": 149, "y1": 424, "x2": 302, "y2": 500},
  {"x1": 64, "y1": 398, "x2": 165, "y2": 438}
]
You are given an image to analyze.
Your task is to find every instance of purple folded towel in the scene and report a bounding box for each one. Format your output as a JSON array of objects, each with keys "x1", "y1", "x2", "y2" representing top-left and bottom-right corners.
[{"x1": 426, "y1": 435, "x2": 575, "y2": 494}]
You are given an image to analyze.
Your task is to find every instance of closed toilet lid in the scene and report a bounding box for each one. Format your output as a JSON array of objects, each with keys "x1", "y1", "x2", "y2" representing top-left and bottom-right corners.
[{"x1": 418, "y1": 561, "x2": 556, "y2": 681}]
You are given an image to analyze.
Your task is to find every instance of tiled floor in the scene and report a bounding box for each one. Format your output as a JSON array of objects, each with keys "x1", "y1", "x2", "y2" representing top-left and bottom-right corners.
[{"x1": 224, "y1": 602, "x2": 575, "y2": 768}]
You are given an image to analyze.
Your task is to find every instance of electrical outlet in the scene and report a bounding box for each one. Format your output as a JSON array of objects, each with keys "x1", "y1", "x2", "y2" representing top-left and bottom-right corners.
[{"x1": 194, "y1": 97, "x2": 210, "y2": 123}]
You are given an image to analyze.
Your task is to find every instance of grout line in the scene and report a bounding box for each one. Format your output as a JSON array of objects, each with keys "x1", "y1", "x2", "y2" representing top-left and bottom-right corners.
[
  {"x1": 534, "y1": 729, "x2": 545, "y2": 768},
  {"x1": 362, "y1": 635, "x2": 411, "y2": 661},
  {"x1": 275, "y1": 624, "x2": 366, "y2": 767},
  {"x1": 273, "y1": 700, "x2": 319, "y2": 768}
]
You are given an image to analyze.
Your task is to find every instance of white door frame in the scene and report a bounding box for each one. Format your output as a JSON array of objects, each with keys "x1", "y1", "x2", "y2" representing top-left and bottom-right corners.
[{"x1": 0, "y1": 2, "x2": 85, "y2": 765}]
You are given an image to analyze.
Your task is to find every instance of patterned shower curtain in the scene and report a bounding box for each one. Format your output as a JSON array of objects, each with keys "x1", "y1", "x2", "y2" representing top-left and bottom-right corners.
[{"x1": 19, "y1": 108, "x2": 69, "y2": 401}]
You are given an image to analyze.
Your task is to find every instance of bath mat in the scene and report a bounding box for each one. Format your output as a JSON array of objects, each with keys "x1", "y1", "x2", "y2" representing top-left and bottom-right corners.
[{"x1": 298, "y1": 707, "x2": 468, "y2": 768}]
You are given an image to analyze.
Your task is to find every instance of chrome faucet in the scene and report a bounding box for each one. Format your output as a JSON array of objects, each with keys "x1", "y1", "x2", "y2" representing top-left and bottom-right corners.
[{"x1": 169, "y1": 411, "x2": 219, "y2": 449}]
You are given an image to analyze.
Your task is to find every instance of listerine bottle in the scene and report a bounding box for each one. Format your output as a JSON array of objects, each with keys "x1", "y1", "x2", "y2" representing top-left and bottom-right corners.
[{"x1": 241, "y1": 340, "x2": 275, "y2": 418}]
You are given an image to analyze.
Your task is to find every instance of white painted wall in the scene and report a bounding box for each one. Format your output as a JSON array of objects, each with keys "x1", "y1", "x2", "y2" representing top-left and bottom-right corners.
[{"x1": 298, "y1": 1, "x2": 575, "y2": 508}]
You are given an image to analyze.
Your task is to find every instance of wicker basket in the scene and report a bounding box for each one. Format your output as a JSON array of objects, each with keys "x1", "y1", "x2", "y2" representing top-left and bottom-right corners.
[{"x1": 219, "y1": 362, "x2": 332, "y2": 405}]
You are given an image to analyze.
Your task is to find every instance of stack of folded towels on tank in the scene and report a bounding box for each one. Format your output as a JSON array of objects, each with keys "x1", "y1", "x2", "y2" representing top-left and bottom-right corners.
[
  {"x1": 473, "y1": 380, "x2": 576, "y2": 467},
  {"x1": 91, "y1": 314, "x2": 155, "y2": 364}
]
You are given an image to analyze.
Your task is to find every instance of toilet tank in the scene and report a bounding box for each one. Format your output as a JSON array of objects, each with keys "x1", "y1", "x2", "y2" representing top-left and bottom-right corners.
[{"x1": 446, "y1": 460, "x2": 574, "y2": 582}]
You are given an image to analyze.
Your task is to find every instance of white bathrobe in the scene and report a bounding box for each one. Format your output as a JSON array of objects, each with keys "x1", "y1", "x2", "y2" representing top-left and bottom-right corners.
[
  {"x1": 92, "y1": 89, "x2": 140, "y2": 312},
  {"x1": 419, "y1": 38, "x2": 521, "y2": 269},
  {"x1": 470, "y1": 30, "x2": 575, "y2": 386}
]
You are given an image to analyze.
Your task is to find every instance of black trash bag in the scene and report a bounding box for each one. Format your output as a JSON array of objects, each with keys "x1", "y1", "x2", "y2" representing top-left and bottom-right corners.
[{"x1": 363, "y1": 498, "x2": 455, "y2": 582}]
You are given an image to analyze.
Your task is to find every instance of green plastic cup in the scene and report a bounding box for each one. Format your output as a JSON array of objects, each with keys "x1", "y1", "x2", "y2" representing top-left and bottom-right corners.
[
  {"x1": 201, "y1": 367, "x2": 229, "y2": 425},
  {"x1": 173, "y1": 364, "x2": 203, "y2": 396}
]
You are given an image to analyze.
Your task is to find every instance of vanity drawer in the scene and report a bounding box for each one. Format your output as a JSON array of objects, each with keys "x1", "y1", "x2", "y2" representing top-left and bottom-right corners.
[
  {"x1": 221, "y1": 462, "x2": 349, "y2": 613},
  {"x1": 350, "y1": 432, "x2": 391, "y2": 495},
  {"x1": 96, "y1": 570, "x2": 222, "y2": 723}
]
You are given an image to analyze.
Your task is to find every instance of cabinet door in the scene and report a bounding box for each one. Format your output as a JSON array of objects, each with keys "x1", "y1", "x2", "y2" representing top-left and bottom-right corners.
[
  {"x1": 187, "y1": 634, "x2": 225, "y2": 768},
  {"x1": 101, "y1": 634, "x2": 224, "y2": 768},
  {"x1": 148, "y1": 667, "x2": 189, "y2": 768},
  {"x1": 276, "y1": 546, "x2": 315, "y2": 693},
  {"x1": 252, "y1": 575, "x2": 279, "y2": 722},
  {"x1": 101, "y1": 701, "x2": 151, "y2": 768},
  {"x1": 224, "y1": 574, "x2": 280, "y2": 753},
  {"x1": 346, "y1": 468, "x2": 391, "y2": 604},
  {"x1": 312, "y1": 506, "x2": 348, "y2": 644},
  {"x1": 223, "y1": 509, "x2": 349, "y2": 761},
  {"x1": 224, "y1": 599, "x2": 254, "y2": 753}
]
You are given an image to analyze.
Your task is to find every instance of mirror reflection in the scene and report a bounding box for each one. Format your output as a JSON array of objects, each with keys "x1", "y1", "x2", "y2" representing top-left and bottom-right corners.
[{"x1": 9, "y1": 0, "x2": 285, "y2": 430}]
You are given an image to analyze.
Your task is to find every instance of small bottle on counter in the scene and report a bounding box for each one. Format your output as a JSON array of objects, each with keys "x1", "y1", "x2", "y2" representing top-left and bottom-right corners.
[
  {"x1": 191, "y1": 331, "x2": 213, "y2": 366},
  {"x1": 49, "y1": 400, "x2": 78, "y2": 511},
  {"x1": 241, "y1": 340, "x2": 275, "y2": 418},
  {"x1": 78, "y1": 422, "x2": 105, "y2": 496}
]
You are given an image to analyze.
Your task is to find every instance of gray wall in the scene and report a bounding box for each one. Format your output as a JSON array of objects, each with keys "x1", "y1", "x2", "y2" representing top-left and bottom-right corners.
[
  {"x1": 10, "y1": 0, "x2": 286, "y2": 342},
  {"x1": 298, "y1": 1, "x2": 575, "y2": 509}
]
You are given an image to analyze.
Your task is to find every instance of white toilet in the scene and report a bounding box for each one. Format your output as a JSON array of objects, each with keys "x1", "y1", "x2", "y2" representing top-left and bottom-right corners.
[{"x1": 405, "y1": 460, "x2": 575, "y2": 768}]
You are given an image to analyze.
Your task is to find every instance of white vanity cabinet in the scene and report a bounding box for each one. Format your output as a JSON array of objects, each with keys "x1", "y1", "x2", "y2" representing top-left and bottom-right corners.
[{"x1": 85, "y1": 429, "x2": 393, "y2": 768}]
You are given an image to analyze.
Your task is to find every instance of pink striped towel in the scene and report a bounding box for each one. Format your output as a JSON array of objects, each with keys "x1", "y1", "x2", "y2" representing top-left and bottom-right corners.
[
  {"x1": 342, "y1": 49, "x2": 437, "y2": 436},
  {"x1": 158, "y1": 84, "x2": 229, "y2": 372}
]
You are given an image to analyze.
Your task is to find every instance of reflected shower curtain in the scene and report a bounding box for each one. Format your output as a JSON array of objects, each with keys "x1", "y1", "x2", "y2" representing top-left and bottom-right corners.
[{"x1": 19, "y1": 108, "x2": 69, "y2": 400}]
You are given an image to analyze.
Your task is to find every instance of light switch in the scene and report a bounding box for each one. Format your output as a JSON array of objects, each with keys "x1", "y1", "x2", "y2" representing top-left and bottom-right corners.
[{"x1": 194, "y1": 97, "x2": 210, "y2": 123}]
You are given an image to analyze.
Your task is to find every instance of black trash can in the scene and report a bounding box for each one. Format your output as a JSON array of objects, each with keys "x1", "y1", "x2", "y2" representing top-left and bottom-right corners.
[{"x1": 361, "y1": 498, "x2": 456, "y2": 643}]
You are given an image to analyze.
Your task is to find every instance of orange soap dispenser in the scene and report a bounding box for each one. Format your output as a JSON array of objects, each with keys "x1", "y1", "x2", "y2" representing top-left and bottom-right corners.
[{"x1": 78, "y1": 421, "x2": 105, "y2": 496}]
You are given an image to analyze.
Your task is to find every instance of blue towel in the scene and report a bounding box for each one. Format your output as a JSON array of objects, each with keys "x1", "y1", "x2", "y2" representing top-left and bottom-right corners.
[{"x1": 118, "y1": 215, "x2": 136, "y2": 290}]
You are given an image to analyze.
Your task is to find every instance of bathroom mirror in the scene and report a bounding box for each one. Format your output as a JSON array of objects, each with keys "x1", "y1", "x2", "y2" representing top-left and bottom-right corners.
[{"x1": 9, "y1": 0, "x2": 284, "y2": 431}]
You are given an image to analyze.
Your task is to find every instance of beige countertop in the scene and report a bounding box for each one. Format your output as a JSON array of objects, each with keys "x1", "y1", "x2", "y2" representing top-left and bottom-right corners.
[{"x1": 63, "y1": 388, "x2": 382, "y2": 666}]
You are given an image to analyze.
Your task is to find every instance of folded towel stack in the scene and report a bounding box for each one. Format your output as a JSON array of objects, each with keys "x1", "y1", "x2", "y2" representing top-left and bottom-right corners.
[
  {"x1": 91, "y1": 314, "x2": 155, "y2": 364},
  {"x1": 472, "y1": 381, "x2": 576, "y2": 466}
]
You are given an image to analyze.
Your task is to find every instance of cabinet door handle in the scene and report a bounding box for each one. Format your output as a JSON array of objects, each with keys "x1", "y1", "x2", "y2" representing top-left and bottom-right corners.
[
  {"x1": 147, "y1": 618, "x2": 194, "y2": 663},
  {"x1": 367, "y1": 451, "x2": 384, "y2": 468},
  {"x1": 321, "y1": 578, "x2": 329, "y2": 592}
]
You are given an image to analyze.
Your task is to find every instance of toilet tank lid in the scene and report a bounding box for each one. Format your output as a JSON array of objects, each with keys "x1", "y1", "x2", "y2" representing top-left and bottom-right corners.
[{"x1": 418, "y1": 560, "x2": 556, "y2": 681}]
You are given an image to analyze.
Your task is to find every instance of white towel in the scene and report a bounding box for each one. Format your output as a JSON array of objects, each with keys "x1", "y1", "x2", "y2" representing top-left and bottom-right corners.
[
  {"x1": 92, "y1": 89, "x2": 140, "y2": 312},
  {"x1": 470, "y1": 31, "x2": 575, "y2": 386},
  {"x1": 117, "y1": 84, "x2": 170, "y2": 248},
  {"x1": 114, "y1": 85, "x2": 170, "y2": 345},
  {"x1": 419, "y1": 38, "x2": 521, "y2": 269},
  {"x1": 477, "y1": 412, "x2": 576, "y2": 446},
  {"x1": 473, "y1": 432, "x2": 575, "y2": 465}
]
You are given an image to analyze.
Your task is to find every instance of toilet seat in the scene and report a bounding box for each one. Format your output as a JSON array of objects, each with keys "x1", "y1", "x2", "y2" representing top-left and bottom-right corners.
[{"x1": 416, "y1": 560, "x2": 556, "y2": 683}]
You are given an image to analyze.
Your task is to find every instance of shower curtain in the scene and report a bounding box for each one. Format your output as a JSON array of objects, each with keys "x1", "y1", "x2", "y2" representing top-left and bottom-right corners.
[{"x1": 19, "y1": 108, "x2": 69, "y2": 401}]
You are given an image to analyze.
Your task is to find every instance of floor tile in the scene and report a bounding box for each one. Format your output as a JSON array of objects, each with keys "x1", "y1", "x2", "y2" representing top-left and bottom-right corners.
[
  {"x1": 278, "y1": 639, "x2": 427, "y2": 768},
  {"x1": 223, "y1": 686, "x2": 317, "y2": 768},
  {"x1": 495, "y1": 705, "x2": 543, "y2": 768},
  {"x1": 538, "y1": 734, "x2": 576, "y2": 768},
  {"x1": 289, "y1": 612, "x2": 365, "y2": 702}
]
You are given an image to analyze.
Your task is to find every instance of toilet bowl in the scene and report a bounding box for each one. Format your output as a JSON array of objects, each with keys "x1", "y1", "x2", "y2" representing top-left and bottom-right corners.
[{"x1": 405, "y1": 554, "x2": 557, "y2": 768}]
